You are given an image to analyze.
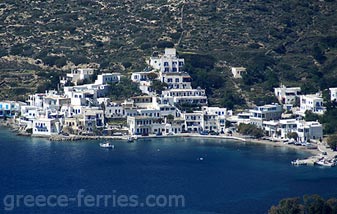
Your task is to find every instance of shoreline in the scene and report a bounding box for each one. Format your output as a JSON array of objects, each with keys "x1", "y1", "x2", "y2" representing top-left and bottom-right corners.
[{"x1": 0, "y1": 120, "x2": 321, "y2": 156}]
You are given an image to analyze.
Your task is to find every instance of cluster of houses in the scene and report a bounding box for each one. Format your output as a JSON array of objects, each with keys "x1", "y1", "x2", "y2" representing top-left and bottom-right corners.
[{"x1": 1, "y1": 48, "x2": 337, "y2": 143}]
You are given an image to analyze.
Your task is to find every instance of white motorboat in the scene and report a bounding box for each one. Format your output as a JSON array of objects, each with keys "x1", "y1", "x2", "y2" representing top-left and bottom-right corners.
[{"x1": 99, "y1": 142, "x2": 114, "y2": 149}]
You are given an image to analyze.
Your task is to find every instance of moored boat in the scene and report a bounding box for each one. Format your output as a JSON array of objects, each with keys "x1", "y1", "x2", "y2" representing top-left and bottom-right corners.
[{"x1": 99, "y1": 142, "x2": 114, "y2": 149}]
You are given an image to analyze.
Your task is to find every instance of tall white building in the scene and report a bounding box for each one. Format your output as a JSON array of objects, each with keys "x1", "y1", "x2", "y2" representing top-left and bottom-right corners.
[
  {"x1": 148, "y1": 48, "x2": 185, "y2": 73},
  {"x1": 329, "y1": 88, "x2": 337, "y2": 102},
  {"x1": 299, "y1": 94, "x2": 325, "y2": 115},
  {"x1": 274, "y1": 84, "x2": 301, "y2": 106}
]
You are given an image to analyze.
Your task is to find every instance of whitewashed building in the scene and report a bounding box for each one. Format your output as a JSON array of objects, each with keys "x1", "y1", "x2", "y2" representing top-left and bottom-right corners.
[
  {"x1": 231, "y1": 67, "x2": 246, "y2": 78},
  {"x1": 329, "y1": 88, "x2": 337, "y2": 102},
  {"x1": 60, "y1": 68, "x2": 94, "y2": 86},
  {"x1": 182, "y1": 111, "x2": 203, "y2": 132},
  {"x1": 296, "y1": 121, "x2": 323, "y2": 142},
  {"x1": 94, "y1": 73, "x2": 120, "y2": 85},
  {"x1": 32, "y1": 118, "x2": 61, "y2": 136},
  {"x1": 299, "y1": 94, "x2": 325, "y2": 115},
  {"x1": 274, "y1": 85, "x2": 301, "y2": 108},
  {"x1": 148, "y1": 48, "x2": 185, "y2": 73},
  {"x1": 161, "y1": 88, "x2": 208, "y2": 106},
  {"x1": 249, "y1": 104, "x2": 283, "y2": 127}
]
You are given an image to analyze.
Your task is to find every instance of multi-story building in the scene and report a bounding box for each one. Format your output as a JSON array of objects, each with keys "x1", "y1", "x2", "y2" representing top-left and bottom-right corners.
[
  {"x1": 296, "y1": 121, "x2": 323, "y2": 142},
  {"x1": 32, "y1": 118, "x2": 61, "y2": 136},
  {"x1": 60, "y1": 68, "x2": 94, "y2": 86},
  {"x1": 249, "y1": 104, "x2": 283, "y2": 127},
  {"x1": 161, "y1": 88, "x2": 208, "y2": 106},
  {"x1": 182, "y1": 111, "x2": 203, "y2": 132},
  {"x1": 0, "y1": 101, "x2": 25, "y2": 118},
  {"x1": 274, "y1": 84, "x2": 301, "y2": 108},
  {"x1": 299, "y1": 94, "x2": 325, "y2": 115},
  {"x1": 159, "y1": 72, "x2": 192, "y2": 89},
  {"x1": 329, "y1": 88, "x2": 337, "y2": 102},
  {"x1": 94, "y1": 73, "x2": 120, "y2": 85},
  {"x1": 148, "y1": 48, "x2": 184, "y2": 73}
]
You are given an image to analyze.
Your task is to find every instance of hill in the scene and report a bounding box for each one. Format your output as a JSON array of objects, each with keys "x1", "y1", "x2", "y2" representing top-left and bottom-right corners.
[{"x1": 1, "y1": 0, "x2": 337, "y2": 107}]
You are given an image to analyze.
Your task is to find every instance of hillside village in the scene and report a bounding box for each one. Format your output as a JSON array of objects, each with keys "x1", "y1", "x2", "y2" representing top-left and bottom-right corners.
[{"x1": 1, "y1": 48, "x2": 335, "y2": 148}]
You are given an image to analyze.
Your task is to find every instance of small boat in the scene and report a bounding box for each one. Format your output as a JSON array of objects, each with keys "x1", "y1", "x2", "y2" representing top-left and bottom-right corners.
[
  {"x1": 99, "y1": 142, "x2": 114, "y2": 149},
  {"x1": 127, "y1": 136, "x2": 134, "y2": 143},
  {"x1": 315, "y1": 159, "x2": 335, "y2": 167}
]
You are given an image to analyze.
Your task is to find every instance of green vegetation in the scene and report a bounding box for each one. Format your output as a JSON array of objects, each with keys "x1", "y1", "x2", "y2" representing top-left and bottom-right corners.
[
  {"x1": 327, "y1": 135, "x2": 337, "y2": 151},
  {"x1": 238, "y1": 123, "x2": 264, "y2": 139},
  {"x1": 108, "y1": 77, "x2": 142, "y2": 100},
  {"x1": 1, "y1": 0, "x2": 337, "y2": 111},
  {"x1": 287, "y1": 132, "x2": 298, "y2": 140},
  {"x1": 269, "y1": 195, "x2": 337, "y2": 214}
]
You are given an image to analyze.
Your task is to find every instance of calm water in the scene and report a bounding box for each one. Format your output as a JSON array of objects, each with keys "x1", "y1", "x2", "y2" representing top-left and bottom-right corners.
[{"x1": 1, "y1": 127, "x2": 337, "y2": 214}]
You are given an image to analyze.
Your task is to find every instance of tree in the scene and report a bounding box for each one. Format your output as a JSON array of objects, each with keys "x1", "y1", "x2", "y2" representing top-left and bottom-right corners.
[
  {"x1": 166, "y1": 114, "x2": 174, "y2": 124},
  {"x1": 304, "y1": 110, "x2": 320, "y2": 121},
  {"x1": 109, "y1": 77, "x2": 141, "y2": 100},
  {"x1": 287, "y1": 132, "x2": 298, "y2": 140},
  {"x1": 303, "y1": 195, "x2": 325, "y2": 214},
  {"x1": 147, "y1": 72, "x2": 158, "y2": 80},
  {"x1": 151, "y1": 80, "x2": 167, "y2": 94},
  {"x1": 327, "y1": 135, "x2": 337, "y2": 151},
  {"x1": 269, "y1": 197, "x2": 304, "y2": 214},
  {"x1": 238, "y1": 123, "x2": 264, "y2": 139}
]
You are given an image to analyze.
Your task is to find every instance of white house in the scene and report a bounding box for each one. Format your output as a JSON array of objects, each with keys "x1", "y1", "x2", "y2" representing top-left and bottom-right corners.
[
  {"x1": 0, "y1": 101, "x2": 25, "y2": 118},
  {"x1": 60, "y1": 68, "x2": 94, "y2": 86},
  {"x1": 129, "y1": 96, "x2": 158, "y2": 109},
  {"x1": 299, "y1": 94, "x2": 325, "y2": 115},
  {"x1": 231, "y1": 67, "x2": 246, "y2": 78},
  {"x1": 329, "y1": 88, "x2": 337, "y2": 102},
  {"x1": 27, "y1": 93, "x2": 45, "y2": 108},
  {"x1": 296, "y1": 121, "x2": 323, "y2": 142},
  {"x1": 227, "y1": 112, "x2": 252, "y2": 125},
  {"x1": 161, "y1": 88, "x2": 208, "y2": 106},
  {"x1": 159, "y1": 72, "x2": 192, "y2": 89},
  {"x1": 202, "y1": 107, "x2": 232, "y2": 133},
  {"x1": 32, "y1": 118, "x2": 61, "y2": 136},
  {"x1": 127, "y1": 116, "x2": 154, "y2": 135},
  {"x1": 249, "y1": 104, "x2": 283, "y2": 127},
  {"x1": 148, "y1": 48, "x2": 185, "y2": 73},
  {"x1": 182, "y1": 111, "x2": 203, "y2": 132},
  {"x1": 105, "y1": 103, "x2": 125, "y2": 119},
  {"x1": 94, "y1": 73, "x2": 120, "y2": 85},
  {"x1": 274, "y1": 84, "x2": 301, "y2": 107},
  {"x1": 278, "y1": 119, "x2": 298, "y2": 139}
]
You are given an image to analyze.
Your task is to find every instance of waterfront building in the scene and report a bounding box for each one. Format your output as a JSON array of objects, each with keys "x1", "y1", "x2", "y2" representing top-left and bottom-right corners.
[
  {"x1": 182, "y1": 111, "x2": 203, "y2": 132},
  {"x1": 296, "y1": 120, "x2": 323, "y2": 142},
  {"x1": 278, "y1": 119, "x2": 298, "y2": 139},
  {"x1": 32, "y1": 117, "x2": 61, "y2": 136},
  {"x1": 127, "y1": 116, "x2": 154, "y2": 135},
  {"x1": 249, "y1": 104, "x2": 283, "y2": 127},
  {"x1": 0, "y1": 101, "x2": 25, "y2": 118},
  {"x1": 227, "y1": 112, "x2": 252, "y2": 126},
  {"x1": 105, "y1": 103, "x2": 125, "y2": 119}
]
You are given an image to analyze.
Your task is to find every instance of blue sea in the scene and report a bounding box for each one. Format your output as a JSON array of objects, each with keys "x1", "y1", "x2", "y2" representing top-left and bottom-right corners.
[{"x1": 1, "y1": 127, "x2": 337, "y2": 214}]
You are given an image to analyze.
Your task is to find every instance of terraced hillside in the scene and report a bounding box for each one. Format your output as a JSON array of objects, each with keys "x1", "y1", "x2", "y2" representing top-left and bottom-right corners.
[{"x1": 1, "y1": 0, "x2": 337, "y2": 106}]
